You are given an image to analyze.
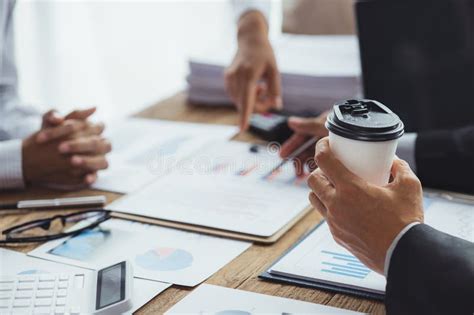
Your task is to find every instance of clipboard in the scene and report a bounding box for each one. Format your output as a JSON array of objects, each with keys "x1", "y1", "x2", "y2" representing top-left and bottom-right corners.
[
  {"x1": 259, "y1": 189, "x2": 474, "y2": 300},
  {"x1": 112, "y1": 205, "x2": 313, "y2": 244},
  {"x1": 259, "y1": 220, "x2": 384, "y2": 301}
]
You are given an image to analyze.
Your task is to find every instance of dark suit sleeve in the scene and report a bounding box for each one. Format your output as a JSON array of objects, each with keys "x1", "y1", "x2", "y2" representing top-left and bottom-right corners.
[
  {"x1": 385, "y1": 224, "x2": 474, "y2": 315},
  {"x1": 415, "y1": 126, "x2": 474, "y2": 194}
]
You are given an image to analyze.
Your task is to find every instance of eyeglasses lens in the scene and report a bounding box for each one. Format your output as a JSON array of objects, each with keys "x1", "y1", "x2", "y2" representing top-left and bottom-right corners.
[
  {"x1": 6, "y1": 211, "x2": 107, "y2": 239},
  {"x1": 8, "y1": 217, "x2": 65, "y2": 239}
]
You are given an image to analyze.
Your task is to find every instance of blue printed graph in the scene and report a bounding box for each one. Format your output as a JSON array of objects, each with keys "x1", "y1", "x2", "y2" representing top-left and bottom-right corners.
[
  {"x1": 320, "y1": 250, "x2": 371, "y2": 279},
  {"x1": 49, "y1": 228, "x2": 111, "y2": 261},
  {"x1": 135, "y1": 247, "x2": 193, "y2": 271}
]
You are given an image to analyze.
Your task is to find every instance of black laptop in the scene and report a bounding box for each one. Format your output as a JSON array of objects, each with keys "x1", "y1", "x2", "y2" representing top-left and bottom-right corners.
[{"x1": 356, "y1": 0, "x2": 474, "y2": 132}]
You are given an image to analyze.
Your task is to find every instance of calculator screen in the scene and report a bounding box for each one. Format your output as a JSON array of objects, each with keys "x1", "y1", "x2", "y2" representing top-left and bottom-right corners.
[{"x1": 96, "y1": 261, "x2": 126, "y2": 309}]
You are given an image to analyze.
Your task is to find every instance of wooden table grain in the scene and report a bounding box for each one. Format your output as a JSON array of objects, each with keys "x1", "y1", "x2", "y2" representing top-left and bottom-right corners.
[{"x1": 0, "y1": 92, "x2": 385, "y2": 314}]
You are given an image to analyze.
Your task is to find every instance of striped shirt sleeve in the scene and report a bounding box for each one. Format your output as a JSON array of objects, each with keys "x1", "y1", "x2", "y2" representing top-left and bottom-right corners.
[{"x1": 0, "y1": 139, "x2": 25, "y2": 189}]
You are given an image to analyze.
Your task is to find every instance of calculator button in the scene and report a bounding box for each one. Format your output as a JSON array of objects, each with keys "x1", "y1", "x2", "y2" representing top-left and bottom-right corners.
[
  {"x1": 69, "y1": 306, "x2": 80, "y2": 315},
  {"x1": 36, "y1": 290, "x2": 53, "y2": 298},
  {"x1": 0, "y1": 284, "x2": 13, "y2": 291},
  {"x1": 73, "y1": 275, "x2": 84, "y2": 289},
  {"x1": 55, "y1": 297, "x2": 66, "y2": 306},
  {"x1": 54, "y1": 306, "x2": 65, "y2": 315},
  {"x1": 15, "y1": 291, "x2": 33, "y2": 299},
  {"x1": 39, "y1": 275, "x2": 56, "y2": 282},
  {"x1": 57, "y1": 282, "x2": 68, "y2": 290},
  {"x1": 37, "y1": 282, "x2": 55, "y2": 290},
  {"x1": 16, "y1": 283, "x2": 34, "y2": 291},
  {"x1": 0, "y1": 292, "x2": 11, "y2": 299},
  {"x1": 35, "y1": 298, "x2": 52, "y2": 307},
  {"x1": 0, "y1": 299, "x2": 11, "y2": 308},
  {"x1": 33, "y1": 308, "x2": 51, "y2": 315},
  {"x1": 0, "y1": 277, "x2": 15, "y2": 284},
  {"x1": 56, "y1": 289, "x2": 67, "y2": 298},
  {"x1": 58, "y1": 275, "x2": 69, "y2": 282},
  {"x1": 13, "y1": 298, "x2": 31, "y2": 307},
  {"x1": 17, "y1": 275, "x2": 36, "y2": 283}
]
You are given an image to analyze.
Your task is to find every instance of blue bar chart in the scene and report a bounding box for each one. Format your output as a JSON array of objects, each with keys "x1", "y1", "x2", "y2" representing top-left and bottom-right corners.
[{"x1": 320, "y1": 250, "x2": 371, "y2": 279}]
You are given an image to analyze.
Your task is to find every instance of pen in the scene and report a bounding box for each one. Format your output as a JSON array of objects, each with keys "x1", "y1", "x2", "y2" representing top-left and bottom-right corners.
[
  {"x1": 0, "y1": 195, "x2": 107, "y2": 210},
  {"x1": 264, "y1": 137, "x2": 319, "y2": 178}
]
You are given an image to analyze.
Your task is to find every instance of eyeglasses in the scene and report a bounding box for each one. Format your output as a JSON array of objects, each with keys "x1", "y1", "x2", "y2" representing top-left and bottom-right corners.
[{"x1": 0, "y1": 209, "x2": 111, "y2": 244}]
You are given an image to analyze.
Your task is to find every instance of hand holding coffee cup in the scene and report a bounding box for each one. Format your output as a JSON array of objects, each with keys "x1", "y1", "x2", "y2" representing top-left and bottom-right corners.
[{"x1": 324, "y1": 99, "x2": 404, "y2": 186}]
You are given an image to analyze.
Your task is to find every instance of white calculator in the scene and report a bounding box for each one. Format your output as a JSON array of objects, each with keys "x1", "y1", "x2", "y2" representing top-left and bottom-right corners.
[{"x1": 0, "y1": 261, "x2": 133, "y2": 315}]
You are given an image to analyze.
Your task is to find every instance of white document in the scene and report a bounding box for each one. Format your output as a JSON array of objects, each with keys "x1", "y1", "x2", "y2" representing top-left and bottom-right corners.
[
  {"x1": 109, "y1": 141, "x2": 310, "y2": 237},
  {"x1": 28, "y1": 219, "x2": 251, "y2": 287},
  {"x1": 0, "y1": 248, "x2": 171, "y2": 314},
  {"x1": 270, "y1": 222, "x2": 386, "y2": 294},
  {"x1": 165, "y1": 284, "x2": 365, "y2": 314},
  {"x1": 93, "y1": 118, "x2": 238, "y2": 193},
  {"x1": 423, "y1": 197, "x2": 474, "y2": 241},
  {"x1": 269, "y1": 196, "x2": 474, "y2": 294}
]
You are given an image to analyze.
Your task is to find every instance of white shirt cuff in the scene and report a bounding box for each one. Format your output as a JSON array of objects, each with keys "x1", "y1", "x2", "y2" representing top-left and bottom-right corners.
[
  {"x1": 0, "y1": 139, "x2": 25, "y2": 190},
  {"x1": 396, "y1": 133, "x2": 417, "y2": 173},
  {"x1": 384, "y1": 222, "x2": 420, "y2": 277}
]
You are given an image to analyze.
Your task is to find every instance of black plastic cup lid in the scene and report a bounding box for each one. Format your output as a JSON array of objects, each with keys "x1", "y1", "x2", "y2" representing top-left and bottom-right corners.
[{"x1": 325, "y1": 99, "x2": 404, "y2": 142}]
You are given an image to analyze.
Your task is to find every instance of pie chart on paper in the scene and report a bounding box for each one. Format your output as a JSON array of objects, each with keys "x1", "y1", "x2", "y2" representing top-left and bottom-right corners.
[{"x1": 135, "y1": 247, "x2": 194, "y2": 271}]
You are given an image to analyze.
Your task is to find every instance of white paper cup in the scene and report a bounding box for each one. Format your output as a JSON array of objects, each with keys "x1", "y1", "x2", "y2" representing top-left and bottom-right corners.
[{"x1": 326, "y1": 100, "x2": 404, "y2": 186}]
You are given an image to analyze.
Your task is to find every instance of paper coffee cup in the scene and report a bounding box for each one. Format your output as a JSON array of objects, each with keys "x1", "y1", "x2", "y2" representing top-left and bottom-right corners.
[{"x1": 325, "y1": 99, "x2": 404, "y2": 186}]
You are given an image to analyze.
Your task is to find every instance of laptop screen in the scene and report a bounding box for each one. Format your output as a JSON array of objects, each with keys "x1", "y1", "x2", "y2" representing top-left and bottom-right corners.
[{"x1": 356, "y1": 0, "x2": 474, "y2": 132}]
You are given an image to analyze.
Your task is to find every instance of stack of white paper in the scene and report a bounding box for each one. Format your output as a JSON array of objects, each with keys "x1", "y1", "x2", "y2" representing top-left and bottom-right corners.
[{"x1": 187, "y1": 34, "x2": 362, "y2": 115}]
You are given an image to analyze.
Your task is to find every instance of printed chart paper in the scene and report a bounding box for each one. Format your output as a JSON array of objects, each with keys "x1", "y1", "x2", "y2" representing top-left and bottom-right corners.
[
  {"x1": 270, "y1": 222, "x2": 386, "y2": 294},
  {"x1": 28, "y1": 219, "x2": 251, "y2": 287},
  {"x1": 109, "y1": 141, "x2": 310, "y2": 237},
  {"x1": 0, "y1": 248, "x2": 170, "y2": 314},
  {"x1": 165, "y1": 284, "x2": 364, "y2": 314},
  {"x1": 269, "y1": 196, "x2": 474, "y2": 294},
  {"x1": 93, "y1": 118, "x2": 238, "y2": 193}
]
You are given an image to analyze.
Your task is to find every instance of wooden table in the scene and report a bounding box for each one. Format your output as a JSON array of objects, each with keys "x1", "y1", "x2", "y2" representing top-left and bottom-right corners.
[{"x1": 0, "y1": 93, "x2": 385, "y2": 314}]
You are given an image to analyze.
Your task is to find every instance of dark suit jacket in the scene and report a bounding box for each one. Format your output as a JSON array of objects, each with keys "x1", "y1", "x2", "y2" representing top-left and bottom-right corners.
[
  {"x1": 357, "y1": 0, "x2": 474, "y2": 132},
  {"x1": 385, "y1": 224, "x2": 474, "y2": 315},
  {"x1": 416, "y1": 126, "x2": 474, "y2": 194}
]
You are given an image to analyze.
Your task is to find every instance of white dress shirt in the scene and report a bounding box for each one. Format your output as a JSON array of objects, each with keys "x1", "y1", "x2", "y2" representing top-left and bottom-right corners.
[{"x1": 0, "y1": 0, "x2": 42, "y2": 189}]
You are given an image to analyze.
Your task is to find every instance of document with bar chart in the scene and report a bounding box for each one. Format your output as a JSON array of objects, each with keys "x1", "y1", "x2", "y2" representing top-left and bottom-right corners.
[
  {"x1": 265, "y1": 193, "x2": 474, "y2": 297},
  {"x1": 268, "y1": 222, "x2": 386, "y2": 295}
]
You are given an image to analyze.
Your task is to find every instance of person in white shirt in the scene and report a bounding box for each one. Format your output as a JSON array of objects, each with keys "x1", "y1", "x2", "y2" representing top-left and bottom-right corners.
[{"x1": 0, "y1": 0, "x2": 111, "y2": 190}]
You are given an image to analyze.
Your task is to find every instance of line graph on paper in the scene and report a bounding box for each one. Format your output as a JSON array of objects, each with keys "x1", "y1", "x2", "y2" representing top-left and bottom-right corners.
[{"x1": 424, "y1": 198, "x2": 474, "y2": 242}]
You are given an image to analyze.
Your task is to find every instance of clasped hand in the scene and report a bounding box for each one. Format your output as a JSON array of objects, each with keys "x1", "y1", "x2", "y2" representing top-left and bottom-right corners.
[{"x1": 22, "y1": 108, "x2": 112, "y2": 188}]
